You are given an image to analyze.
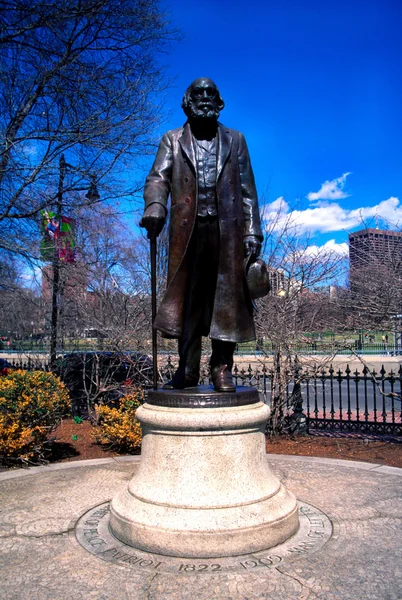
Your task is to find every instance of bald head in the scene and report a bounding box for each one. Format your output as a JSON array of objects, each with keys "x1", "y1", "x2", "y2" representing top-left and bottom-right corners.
[
  {"x1": 181, "y1": 78, "x2": 225, "y2": 120},
  {"x1": 187, "y1": 77, "x2": 219, "y2": 92}
]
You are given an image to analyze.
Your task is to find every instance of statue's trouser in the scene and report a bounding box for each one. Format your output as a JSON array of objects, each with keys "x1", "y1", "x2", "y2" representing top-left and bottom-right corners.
[
  {"x1": 109, "y1": 401, "x2": 299, "y2": 558},
  {"x1": 176, "y1": 215, "x2": 235, "y2": 380}
]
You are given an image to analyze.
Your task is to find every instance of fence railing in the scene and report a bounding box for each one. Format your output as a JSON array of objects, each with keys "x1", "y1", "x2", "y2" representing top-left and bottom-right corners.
[
  {"x1": 236, "y1": 342, "x2": 401, "y2": 357},
  {"x1": 4, "y1": 357, "x2": 402, "y2": 436},
  {"x1": 303, "y1": 364, "x2": 402, "y2": 435},
  {"x1": 2, "y1": 340, "x2": 402, "y2": 356}
]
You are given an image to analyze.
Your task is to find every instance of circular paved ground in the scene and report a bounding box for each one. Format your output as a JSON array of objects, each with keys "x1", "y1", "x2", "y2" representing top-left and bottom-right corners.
[{"x1": 0, "y1": 455, "x2": 401, "y2": 600}]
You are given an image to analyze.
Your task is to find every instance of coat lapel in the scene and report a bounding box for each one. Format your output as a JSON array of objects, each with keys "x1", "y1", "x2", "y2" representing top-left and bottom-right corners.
[
  {"x1": 217, "y1": 124, "x2": 232, "y2": 180},
  {"x1": 178, "y1": 123, "x2": 196, "y2": 174},
  {"x1": 179, "y1": 122, "x2": 232, "y2": 180}
]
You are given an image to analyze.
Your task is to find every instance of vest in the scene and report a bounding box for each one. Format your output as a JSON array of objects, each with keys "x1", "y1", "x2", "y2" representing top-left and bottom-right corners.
[{"x1": 195, "y1": 137, "x2": 218, "y2": 217}]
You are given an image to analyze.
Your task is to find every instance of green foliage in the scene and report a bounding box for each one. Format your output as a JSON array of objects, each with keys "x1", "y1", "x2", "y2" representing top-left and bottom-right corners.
[{"x1": 0, "y1": 370, "x2": 70, "y2": 464}]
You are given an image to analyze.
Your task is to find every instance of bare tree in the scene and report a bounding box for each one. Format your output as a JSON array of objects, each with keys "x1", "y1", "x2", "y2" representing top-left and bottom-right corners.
[
  {"x1": 43, "y1": 206, "x2": 158, "y2": 417},
  {"x1": 0, "y1": 255, "x2": 42, "y2": 343},
  {"x1": 40, "y1": 205, "x2": 150, "y2": 350},
  {"x1": 0, "y1": 0, "x2": 178, "y2": 257},
  {"x1": 256, "y1": 201, "x2": 348, "y2": 433}
]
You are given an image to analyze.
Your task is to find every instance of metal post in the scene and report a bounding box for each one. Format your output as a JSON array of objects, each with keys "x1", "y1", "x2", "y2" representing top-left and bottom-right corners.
[
  {"x1": 289, "y1": 362, "x2": 307, "y2": 435},
  {"x1": 50, "y1": 154, "x2": 66, "y2": 367},
  {"x1": 150, "y1": 234, "x2": 158, "y2": 390}
]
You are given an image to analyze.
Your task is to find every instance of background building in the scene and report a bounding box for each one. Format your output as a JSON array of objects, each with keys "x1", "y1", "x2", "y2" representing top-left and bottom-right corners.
[
  {"x1": 349, "y1": 227, "x2": 402, "y2": 273},
  {"x1": 268, "y1": 268, "x2": 286, "y2": 295},
  {"x1": 348, "y1": 227, "x2": 402, "y2": 323}
]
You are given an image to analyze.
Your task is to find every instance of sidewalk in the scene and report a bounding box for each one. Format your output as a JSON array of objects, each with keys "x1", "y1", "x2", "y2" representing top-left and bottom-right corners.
[
  {"x1": 1, "y1": 455, "x2": 401, "y2": 599},
  {"x1": 2, "y1": 351, "x2": 401, "y2": 373},
  {"x1": 234, "y1": 353, "x2": 402, "y2": 372}
]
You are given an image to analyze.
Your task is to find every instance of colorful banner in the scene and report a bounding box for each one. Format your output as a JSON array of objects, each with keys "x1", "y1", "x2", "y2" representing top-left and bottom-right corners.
[
  {"x1": 59, "y1": 216, "x2": 76, "y2": 263},
  {"x1": 40, "y1": 210, "x2": 59, "y2": 261},
  {"x1": 40, "y1": 211, "x2": 76, "y2": 263}
]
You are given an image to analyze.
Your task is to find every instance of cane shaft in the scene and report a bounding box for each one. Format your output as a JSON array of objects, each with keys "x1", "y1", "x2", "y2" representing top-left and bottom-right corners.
[{"x1": 150, "y1": 236, "x2": 158, "y2": 390}]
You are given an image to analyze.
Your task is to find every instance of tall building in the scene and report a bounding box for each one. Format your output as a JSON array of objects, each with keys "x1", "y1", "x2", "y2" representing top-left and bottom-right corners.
[
  {"x1": 349, "y1": 227, "x2": 402, "y2": 272},
  {"x1": 41, "y1": 263, "x2": 89, "y2": 303},
  {"x1": 348, "y1": 228, "x2": 402, "y2": 318},
  {"x1": 41, "y1": 263, "x2": 90, "y2": 336}
]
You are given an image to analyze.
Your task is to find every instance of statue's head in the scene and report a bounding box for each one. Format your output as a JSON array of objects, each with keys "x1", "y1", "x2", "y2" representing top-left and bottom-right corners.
[{"x1": 181, "y1": 78, "x2": 224, "y2": 121}]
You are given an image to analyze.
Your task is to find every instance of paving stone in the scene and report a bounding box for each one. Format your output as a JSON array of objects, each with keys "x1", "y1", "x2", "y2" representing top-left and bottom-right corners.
[{"x1": 0, "y1": 457, "x2": 401, "y2": 599}]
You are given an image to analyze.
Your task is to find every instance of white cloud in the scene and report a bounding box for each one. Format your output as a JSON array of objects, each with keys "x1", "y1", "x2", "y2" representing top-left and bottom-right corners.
[
  {"x1": 261, "y1": 196, "x2": 289, "y2": 222},
  {"x1": 304, "y1": 239, "x2": 349, "y2": 257},
  {"x1": 307, "y1": 172, "x2": 351, "y2": 202},
  {"x1": 264, "y1": 196, "x2": 402, "y2": 234}
]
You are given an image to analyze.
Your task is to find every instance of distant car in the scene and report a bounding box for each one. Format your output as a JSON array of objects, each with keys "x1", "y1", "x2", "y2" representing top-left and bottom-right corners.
[
  {"x1": 54, "y1": 351, "x2": 153, "y2": 415},
  {"x1": 0, "y1": 358, "x2": 16, "y2": 376}
]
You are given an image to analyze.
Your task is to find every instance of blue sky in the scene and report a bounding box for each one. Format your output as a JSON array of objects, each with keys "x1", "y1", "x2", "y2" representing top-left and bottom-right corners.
[{"x1": 145, "y1": 0, "x2": 402, "y2": 255}]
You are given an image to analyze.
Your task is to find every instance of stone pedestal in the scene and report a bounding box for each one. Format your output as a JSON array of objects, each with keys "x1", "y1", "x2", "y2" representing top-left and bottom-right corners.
[{"x1": 109, "y1": 387, "x2": 299, "y2": 558}]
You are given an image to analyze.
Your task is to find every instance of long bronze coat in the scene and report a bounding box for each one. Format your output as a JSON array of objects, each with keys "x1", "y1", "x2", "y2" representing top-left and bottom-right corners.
[{"x1": 144, "y1": 122, "x2": 263, "y2": 343}]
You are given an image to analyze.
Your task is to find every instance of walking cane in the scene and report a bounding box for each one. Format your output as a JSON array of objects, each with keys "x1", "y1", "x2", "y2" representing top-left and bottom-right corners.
[{"x1": 150, "y1": 232, "x2": 158, "y2": 390}]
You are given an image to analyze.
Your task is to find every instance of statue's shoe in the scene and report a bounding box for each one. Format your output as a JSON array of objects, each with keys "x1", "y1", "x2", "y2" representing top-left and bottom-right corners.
[
  {"x1": 163, "y1": 375, "x2": 199, "y2": 390},
  {"x1": 211, "y1": 365, "x2": 236, "y2": 393}
]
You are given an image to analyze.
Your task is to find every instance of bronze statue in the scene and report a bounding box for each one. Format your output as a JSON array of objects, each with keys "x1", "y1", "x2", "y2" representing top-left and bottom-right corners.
[{"x1": 140, "y1": 78, "x2": 263, "y2": 392}]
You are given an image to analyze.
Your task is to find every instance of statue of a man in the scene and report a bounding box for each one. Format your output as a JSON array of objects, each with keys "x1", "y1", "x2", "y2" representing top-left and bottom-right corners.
[{"x1": 140, "y1": 78, "x2": 263, "y2": 392}]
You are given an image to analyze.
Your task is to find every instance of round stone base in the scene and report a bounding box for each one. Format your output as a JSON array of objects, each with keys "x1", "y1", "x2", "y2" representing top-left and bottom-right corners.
[
  {"x1": 109, "y1": 392, "x2": 299, "y2": 558},
  {"x1": 77, "y1": 501, "x2": 332, "y2": 573}
]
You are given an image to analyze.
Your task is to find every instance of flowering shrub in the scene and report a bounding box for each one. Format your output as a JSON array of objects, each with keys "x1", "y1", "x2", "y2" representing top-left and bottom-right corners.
[
  {"x1": 91, "y1": 390, "x2": 144, "y2": 453},
  {"x1": 0, "y1": 370, "x2": 70, "y2": 464}
]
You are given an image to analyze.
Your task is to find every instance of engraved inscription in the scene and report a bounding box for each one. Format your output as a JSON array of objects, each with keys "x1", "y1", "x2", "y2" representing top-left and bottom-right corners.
[
  {"x1": 178, "y1": 563, "x2": 222, "y2": 572},
  {"x1": 286, "y1": 505, "x2": 327, "y2": 554},
  {"x1": 176, "y1": 555, "x2": 282, "y2": 573},
  {"x1": 82, "y1": 506, "x2": 109, "y2": 547},
  {"x1": 147, "y1": 386, "x2": 259, "y2": 408},
  {"x1": 75, "y1": 501, "x2": 332, "y2": 574},
  {"x1": 101, "y1": 548, "x2": 163, "y2": 570},
  {"x1": 83, "y1": 529, "x2": 106, "y2": 547},
  {"x1": 239, "y1": 556, "x2": 282, "y2": 570}
]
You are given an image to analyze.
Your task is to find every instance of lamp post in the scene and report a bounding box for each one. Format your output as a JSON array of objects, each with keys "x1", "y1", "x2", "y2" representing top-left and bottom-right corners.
[
  {"x1": 49, "y1": 154, "x2": 99, "y2": 367},
  {"x1": 49, "y1": 156, "x2": 65, "y2": 367}
]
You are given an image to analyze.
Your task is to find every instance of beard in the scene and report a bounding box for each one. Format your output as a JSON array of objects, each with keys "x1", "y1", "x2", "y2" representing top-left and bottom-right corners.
[{"x1": 187, "y1": 98, "x2": 220, "y2": 121}]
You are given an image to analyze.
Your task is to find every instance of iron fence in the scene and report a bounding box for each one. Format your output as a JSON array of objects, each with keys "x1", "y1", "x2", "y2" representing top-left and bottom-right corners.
[
  {"x1": 303, "y1": 364, "x2": 402, "y2": 435},
  {"x1": 149, "y1": 356, "x2": 402, "y2": 435},
  {"x1": 3, "y1": 339, "x2": 402, "y2": 356},
  {"x1": 4, "y1": 357, "x2": 402, "y2": 435}
]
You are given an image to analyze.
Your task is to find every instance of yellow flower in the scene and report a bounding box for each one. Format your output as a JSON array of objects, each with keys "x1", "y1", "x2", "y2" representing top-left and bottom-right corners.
[
  {"x1": 0, "y1": 370, "x2": 70, "y2": 464},
  {"x1": 91, "y1": 390, "x2": 144, "y2": 453}
]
